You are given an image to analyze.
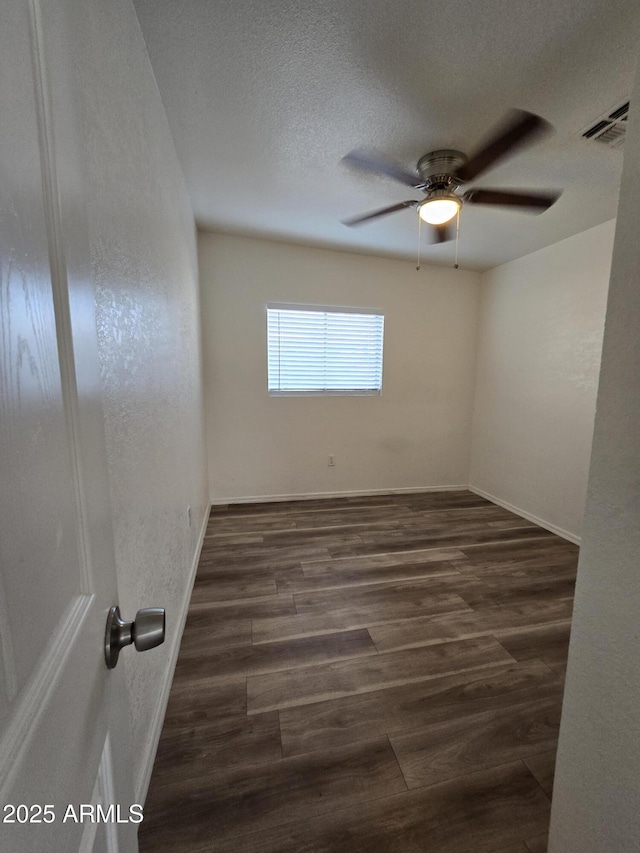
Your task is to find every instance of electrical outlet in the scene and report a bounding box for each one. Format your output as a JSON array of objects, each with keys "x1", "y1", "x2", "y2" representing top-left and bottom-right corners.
[
  {"x1": 187, "y1": 505, "x2": 192, "y2": 527},
  {"x1": 328, "y1": 455, "x2": 336, "y2": 467}
]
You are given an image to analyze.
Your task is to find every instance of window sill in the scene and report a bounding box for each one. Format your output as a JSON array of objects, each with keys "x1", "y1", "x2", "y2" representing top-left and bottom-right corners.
[{"x1": 268, "y1": 390, "x2": 381, "y2": 397}]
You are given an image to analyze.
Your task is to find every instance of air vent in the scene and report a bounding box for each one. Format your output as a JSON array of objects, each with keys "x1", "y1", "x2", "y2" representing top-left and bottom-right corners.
[{"x1": 580, "y1": 99, "x2": 630, "y2": 149}]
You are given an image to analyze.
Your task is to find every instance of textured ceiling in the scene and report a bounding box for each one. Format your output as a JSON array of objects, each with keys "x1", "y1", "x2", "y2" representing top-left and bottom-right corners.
[{"x1": 133, "y1": 0, "x2": 640, "y2": 270}]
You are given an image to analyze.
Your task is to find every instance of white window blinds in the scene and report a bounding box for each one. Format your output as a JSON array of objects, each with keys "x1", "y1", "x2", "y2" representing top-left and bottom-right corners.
[{"x1": 267, "y1": 305, "x2": 384, "y2": 395}]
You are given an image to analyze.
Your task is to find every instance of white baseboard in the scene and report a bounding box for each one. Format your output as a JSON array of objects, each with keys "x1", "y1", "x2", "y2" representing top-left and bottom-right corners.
[
  {"x1": 135, "y1": 504, "x2": 210, "y2": 804},
  {"x1": 468, "y1": 485, "x2": 581, "y2": 545},
  {"x1": 210, "y1": 484, "x2": 469, "y2": 506}
]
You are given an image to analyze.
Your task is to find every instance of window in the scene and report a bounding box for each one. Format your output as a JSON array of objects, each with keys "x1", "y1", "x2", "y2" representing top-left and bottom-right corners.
[{"x1": 267, "y1": 304, "x2": 384, "y2": 395}]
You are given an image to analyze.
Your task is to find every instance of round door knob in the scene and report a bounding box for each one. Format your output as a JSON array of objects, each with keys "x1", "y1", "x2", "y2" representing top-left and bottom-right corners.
[
  {"x1": 104, "y1": 605, "x2": 166, "y2": 669},
  {"x1": 133, "y1": 607, "x2": 166, "y2": 652}
]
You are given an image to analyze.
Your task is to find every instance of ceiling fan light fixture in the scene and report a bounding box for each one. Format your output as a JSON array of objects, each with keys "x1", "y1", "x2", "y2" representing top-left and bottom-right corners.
[{"x1": 418, "y1": 194, "x2": 461, "y2": 225}]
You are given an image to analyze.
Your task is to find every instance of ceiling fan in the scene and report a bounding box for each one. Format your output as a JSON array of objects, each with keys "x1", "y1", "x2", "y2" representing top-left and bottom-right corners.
[{"x1": 341, "y1": 110, "x2": 561, "y2": 242}]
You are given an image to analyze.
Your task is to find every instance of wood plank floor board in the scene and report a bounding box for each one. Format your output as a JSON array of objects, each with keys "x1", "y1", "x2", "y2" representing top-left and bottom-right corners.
[
  {"x1": 452, "y1": 549, "x2": 577, "y2": 574},
  {"x1": 252, "y1": 596, "x2": 473, "y2": 645},
  {"x1": 393, "y1": 493, "x2": 493, "y2": 510},
  {"x1": 261, "y1": 528, "x2": 366, "y2": 548},
  {"x1": 172, "y1": 628, "x2": 378, "y2": 684},
  {"x1": 140, "y1": 490, "x2": 574, "y2": 853},
  {"x1": 416, "y1": 506, "x2": 527, "y2": 523},
  {"x1": 364, "y1": 523, "x2": 554, "y2": 543},
  {"x1": 288, "y1": 511, "x2": 422, "y2": 530},
  {"x1": 196, "y1": 543, "x2": 332, "y2": 565},
  {"x1": 189, "y1": 561, "x2": 307, "y2": 599},
  {"x1": 389, "y1": 695, "x2": 562, "y2": 788},
  {"x1": 293, "y1": 575, "x2": 478, "y2": 615},
  {"x1": 194, "y1": 559, "x2": 303, "y2": 578},
  {"x1": 524, "y1": 833, "x2": 549, "y2": 852},
  {"x1": 159, "y1": 681, "x2": 247, "y2": 730},
  {"x1": 455, "y1": 570, "x2": 577, "y2": 600},
  {"x1": 459, "y1": 537, "x2": 578, "y2": 561},
  {"x1": 326, "y1": 526, "x2": 558, "y2": 559},
  {"x1": 261, "y1": 520, "x2": 387, "y2": 539},
  {"x1": 202, "y1": 532, "x2": 265, "y2": 545},
  {"x1": 139, "y1": 737, "x2": 407, "y2": 851},
  {"x1": 301, "y1": 546, "x2": 468, "y2": 572},
  {"x1": 355, "y1": 520, "x2": 541, "y2": 545},
  {"x1": 178, "y1": 619, "x2": 253, "y2": 653},
  {"x1": 181, "y1": 593, "x2": 296, "y2": 623},
  {"x1": 277, "y1": 561, "x2": 461, "y2": 594},
  {"x1": 196, "y1": 553, "x2": 331, "y2": 573},
  {"x1": 452, "y1": 561, "x2": 577, "y2": 588},
  {"x1": 368, "y1": 601, "x2": 573, "y2": 653},
  {"x1": 173, "y1": 762, "x2": 551, "y2": 853},
  {"x1": 151, "y1": 711, "x2": 282, "y2": 775},
  {"x1": 493, "y1": 622, "x2": 572, "y2": 668},
  {"x1": 279, "y1": 659, "x2": 562, "y2": 757},
  {"x1": 486, "y1": 520, "x2": 538, "y2": 531},
  {"x1": 457, "y1": 577, "x2": 576, "y2": 610},
  {"x1": 523, "y1": 750, "x2": 557, "y2": 798},
  {"x1": 458, "y1": 563, "x2": 577, "y2": 589},
  {"x1": 206, "y1": 517, "x2": 298, "y2": 532},
  {"x1": 324, "y1": 515, "x2": 528, "y2": 537},
  {"x1": 285, "y1": 571, "x2": 574, "y2": 620},
  {"x1": 247, "y1": 636, "x2": 516, "y2": 714},
  {"x1": 189, "y1": 575, "x2": 277, "y2": 603},
  {"x1": 278, "y1": 559, "x2": 462, "y2": 595}
]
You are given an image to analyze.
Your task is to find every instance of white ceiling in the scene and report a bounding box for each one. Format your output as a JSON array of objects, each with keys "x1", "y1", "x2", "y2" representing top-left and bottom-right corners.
[{"x1": 133, "y1": 0, "x2": 640, "y2": 271}]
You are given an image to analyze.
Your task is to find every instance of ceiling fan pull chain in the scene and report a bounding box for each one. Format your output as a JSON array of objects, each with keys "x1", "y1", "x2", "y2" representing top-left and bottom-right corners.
[
  {"x1": 454, "y1": 207, "x2": 460, "y2": 269},
  {"x1": 416, "y1": 214, "x2": 422, "y2": 271}
]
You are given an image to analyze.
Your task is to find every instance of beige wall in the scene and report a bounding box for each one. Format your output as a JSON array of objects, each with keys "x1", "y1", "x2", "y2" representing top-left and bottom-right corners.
[
  {"x1": 198, "y1": 233, "x2": 481, "y2": 501},
  {"x1": 549, "y1": 62, "x2": 640, "y2": 851},
  {"x1": 469, "y1": 220, "x2": 615, "y2": 541}
]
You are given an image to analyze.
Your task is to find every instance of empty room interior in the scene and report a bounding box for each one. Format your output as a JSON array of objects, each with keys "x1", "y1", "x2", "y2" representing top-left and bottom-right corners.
[{"x1": 4, "y1": 1, "x2": 640, "y2": 852}]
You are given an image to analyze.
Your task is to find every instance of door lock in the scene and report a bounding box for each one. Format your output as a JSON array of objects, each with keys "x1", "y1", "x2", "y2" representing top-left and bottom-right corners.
[{"x1": 104, "y1": 605, "x2": 166, "y2": 669}]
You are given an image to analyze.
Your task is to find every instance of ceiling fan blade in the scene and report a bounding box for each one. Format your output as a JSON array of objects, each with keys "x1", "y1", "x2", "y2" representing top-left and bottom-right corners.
[
  {"x1": 430, "y1": 222, "x2": 454, "y2": 243},
  {"x1": 463, "y1": 188, "x2": 560, "y2": 211},
  {"x1": 342, "y1": 149, "x2": 424, "y2": 188},
  {"x1": 342, "y1": 200, "x2": 418, "y2": 227},
  {"x1": 456, "y1": 110, "x2": 551, "y2": 183}
]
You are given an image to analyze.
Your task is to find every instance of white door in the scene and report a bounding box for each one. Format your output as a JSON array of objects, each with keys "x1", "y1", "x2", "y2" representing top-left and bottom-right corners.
[{"x1": 0, "y1": 1, "x2": 139, "y2": 851}]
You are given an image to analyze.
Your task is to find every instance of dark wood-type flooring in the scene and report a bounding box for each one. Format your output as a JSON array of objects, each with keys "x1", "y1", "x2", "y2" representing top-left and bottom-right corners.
[{"x1": 139, "y1": 490, "x2": 577, "y2": 853}]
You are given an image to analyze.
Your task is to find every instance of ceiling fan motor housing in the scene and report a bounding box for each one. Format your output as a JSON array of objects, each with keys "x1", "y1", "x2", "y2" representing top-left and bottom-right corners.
[
  {"x1": 417, "y1": 149, "x2": 468, "y2": 191},
  {"x1": 341, "y1": 111, "x2": 559, "y2": 230}
]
